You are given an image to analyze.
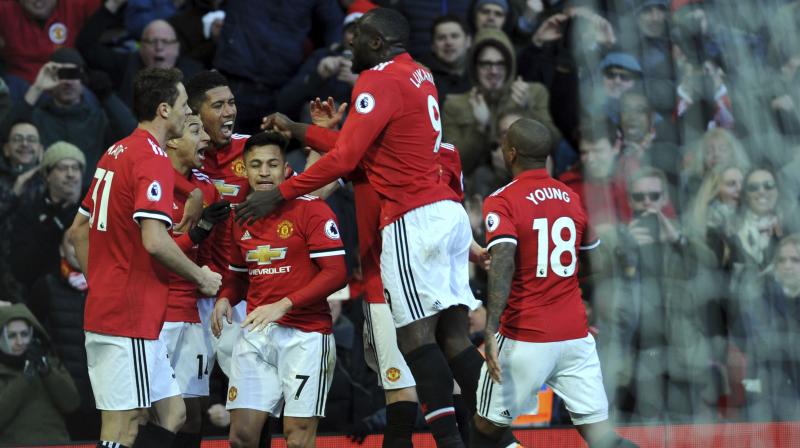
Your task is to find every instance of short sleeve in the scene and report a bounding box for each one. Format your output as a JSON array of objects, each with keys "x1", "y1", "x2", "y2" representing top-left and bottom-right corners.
[
  {"x1": 580, "y1": 220, "x2": 601, "y2": 251},
  {"x1": 79, "y1": 187, "x2": 93, "y2": 218},
  {"x1": 132, "y1": 155, "x2": 175, "y2": 228},
  {"x1": 303, "y1": 200, "x2": 346, "y2": 259},
  {"x1": 483, "y1": 194, "x2": 518, "y2": 250}
]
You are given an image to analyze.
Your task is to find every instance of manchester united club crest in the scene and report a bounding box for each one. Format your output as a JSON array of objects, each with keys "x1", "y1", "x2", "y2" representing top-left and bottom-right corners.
[
  {"x1": 228, "y1": 386, "x2": 238, "y2": 401},
  {"x1": 277, "y1": 220, "x2": 294, "y2": 239},
  {"x1": 232, "y1": 157, "x2": 246, "y2": 178},
  {"x1": 386, "y1": 367, "x2": 401, "y2": 382},
  {"x1": 48, "y1": 22, "x2": 67, "y2": 44}
]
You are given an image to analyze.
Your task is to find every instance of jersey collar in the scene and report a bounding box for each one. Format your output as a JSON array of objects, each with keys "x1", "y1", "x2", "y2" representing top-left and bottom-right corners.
[{"x1": 515, "y1": 168, "x2": 550, "y2": 180}]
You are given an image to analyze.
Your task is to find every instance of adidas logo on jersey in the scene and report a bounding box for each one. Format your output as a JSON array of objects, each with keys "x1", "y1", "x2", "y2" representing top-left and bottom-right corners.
[{"x1": 241, "y1": 230, "x2": 252, "y2": 241}]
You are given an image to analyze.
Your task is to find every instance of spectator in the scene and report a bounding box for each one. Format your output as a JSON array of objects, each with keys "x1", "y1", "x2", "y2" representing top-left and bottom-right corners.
[
  {"x1": 617, "y1": 90, "x2": 681, "y2": 196},
  {"x1": 125, "y1": 0, "x2": 181, "y2": 38},
  {"x1": 372, "y1": 0, "x2": 470, "y2": 59},
  {"x1": 276, "y1": 2, "x2": 373, "y2": 121},
  {"x1": 517, "y1": 6, "x2": 617, "y2": 147},
  {"x1": 0, "y1": 0, "x2": 101, "y2": 96},
  {"x1": 77, "y1": 4, "x2": 204, "y2": 107},
  {"x1": 559, "y1": 121, "x2": 629, "y2": 231},
  {"x1": 0, "y1": 121, "x2": 46, "y2": 223},
  {"x1": 443, "y1": 28, "x2": 560, "y2": 178},
  {"x1": 168, "y1": 0, "x2": 226, "y2": 68},
  {"x1": 679, "y1": 128, "x2": 750, "y2": 210},
  {"x1": 0, "y1": 303, "x2": 80, "y2": 445},
  {"x1": 684, "y1": 165, "x2": 744, "y2": 245},
  {"x1": 619, "y1": 0, "x2": 676, "y2": 117},
  {"x1": 2, "y1": 48, "x2": 136, "y2": 182},
  {"x1": 591, "y1": 52, "x2": 643, "y2": 127},
  {"x1": 419, "y1": 15, "x2": 472, "y2": 107},
  {"x1": 27, "y1": 234, "x2": 98, "y2": 441},
  {"x1": 471, "y1": 0, "x2": 508, "y2": 32},
  {"x1": 726, "y1": 166, "x2": 799, "y2": 271},
  {"x1": 212, "y1": 0, "x2": 344, "y2": 134},
  {"x1": 599, "y1": 167, "x2": 719, "y2": 423},
  {"x1": 8, "y1": 142, "x2": 84, "y2": 294}
]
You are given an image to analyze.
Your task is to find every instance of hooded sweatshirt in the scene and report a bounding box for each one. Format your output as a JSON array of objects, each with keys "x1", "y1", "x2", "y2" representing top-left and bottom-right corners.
[
  {"x1": 442, "y1": 28, "x2": 561, "y2": 175},
  {"x1": 0, "y1": 304, "x2": 79, "y2": 445}
]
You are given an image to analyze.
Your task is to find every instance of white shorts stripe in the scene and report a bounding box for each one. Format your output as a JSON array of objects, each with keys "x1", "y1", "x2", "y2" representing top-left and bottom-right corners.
[{"x1": 397, "y1": 218, "x2": 424, "y2": 320}]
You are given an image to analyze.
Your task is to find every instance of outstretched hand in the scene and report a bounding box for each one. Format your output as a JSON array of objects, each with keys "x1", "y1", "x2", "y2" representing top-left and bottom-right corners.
[
  {"x1": 261, "y1": 112, "x2": 295, "y2": 140},
  {"x1": 310, "y1": 96, "x2": 348, "y2": 129}
]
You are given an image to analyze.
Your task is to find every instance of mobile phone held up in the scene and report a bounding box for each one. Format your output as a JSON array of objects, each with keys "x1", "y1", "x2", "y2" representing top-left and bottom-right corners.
[{"x1": 57, "y1": 67, "x2": 82, "y2": 80}]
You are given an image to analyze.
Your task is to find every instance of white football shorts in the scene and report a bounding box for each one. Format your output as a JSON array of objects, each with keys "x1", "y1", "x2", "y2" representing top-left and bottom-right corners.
[
  {"x1": 85, "y1": 331, "x2": 181, "y2": 410},
  {"x1": 226, "y1": 323, "x2": 335, "y2": 418},
  {"x1": 380, "y1": 200, "x2": 480, "y2": 327},
  {"x1": 477, "y1": 333, "x2": 609, "y2": 426},
  {"x1": 159, "y1": 321, "x2": 211, "y2": 397}
]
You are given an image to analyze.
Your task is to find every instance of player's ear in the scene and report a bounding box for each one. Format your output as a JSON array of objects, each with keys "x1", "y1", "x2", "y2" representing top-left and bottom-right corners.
[
  {"x1": 283, "y1": 162, "x2": 290, "y2": 179},
  {"x1": 157, "y1": 101, "x2": 171, "y2": 120}
]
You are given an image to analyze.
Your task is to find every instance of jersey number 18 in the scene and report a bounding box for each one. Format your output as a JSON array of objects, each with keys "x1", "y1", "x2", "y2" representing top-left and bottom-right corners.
[{"x1": 532, "y1": 217, "x2": 576, "y2": 278}]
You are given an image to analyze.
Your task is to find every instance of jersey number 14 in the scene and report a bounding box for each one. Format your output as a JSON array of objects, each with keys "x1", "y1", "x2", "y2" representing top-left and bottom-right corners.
[{"x1": 532, "y1": 217, "x2": 576, "y2": 278}]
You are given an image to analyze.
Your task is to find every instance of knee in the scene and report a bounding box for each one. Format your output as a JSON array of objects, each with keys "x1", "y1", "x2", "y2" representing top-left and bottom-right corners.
[
  {"x1": 285, "y1": 423, "x2": 313, "y2": 448},
  {"x1": 164, "y1": 400, "x2": 187, "y2": 432},
  {"x1": 229, "y1": 428, "x2": 258, "y2": 448}
]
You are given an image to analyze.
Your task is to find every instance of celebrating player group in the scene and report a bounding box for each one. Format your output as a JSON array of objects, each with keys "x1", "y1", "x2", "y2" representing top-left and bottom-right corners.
[{"x1": 69, "y1": 7, "x2": 637, "y2": 448}]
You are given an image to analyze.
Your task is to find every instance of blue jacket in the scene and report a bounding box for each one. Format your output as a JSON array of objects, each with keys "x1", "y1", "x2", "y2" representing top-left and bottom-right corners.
[{"x1": 213, "y1": 0, "x2": 343, "y2": 87}]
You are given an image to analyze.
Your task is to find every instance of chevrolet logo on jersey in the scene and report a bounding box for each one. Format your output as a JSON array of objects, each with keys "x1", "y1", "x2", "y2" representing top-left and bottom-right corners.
[
  {"x1": 246, "y1": 245, "x2": 287, "y2": 265},
  {"x1": 213, "y1": 179, "x2": 241, "y2": 197}
]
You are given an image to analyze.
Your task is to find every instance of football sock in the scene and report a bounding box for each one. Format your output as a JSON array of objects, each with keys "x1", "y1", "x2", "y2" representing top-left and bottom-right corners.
[
  {"x1": 496, "y1": 428, "x2": 521, "y2": 448},
  {"x1": 468, "y1": 423, "x2": 502, "y2": 448},
  {"x1": 448, "y1": 346, "x2": 484, "y2": 415},
  {"x1": 406, "y1": 344, "x2": 464, "y2": 448},
  {"x1": 97, "y1": 442, "x2": 130, "y2": 448},
  {"x1": 257, "y1": 418, "x2": 272, "y2": 448},
  {"x1": 173, "y1": 431, "x2": 202, "y2": 447},
  {"x1": 383, "y1": 401, "x2": 417, "y2": 448},
  {"x1": 132, "y1": 422, "x2": 175, "y2": 448},
  {"x1": 453, "y1": 394, "x2": 471, "y2": 446}
]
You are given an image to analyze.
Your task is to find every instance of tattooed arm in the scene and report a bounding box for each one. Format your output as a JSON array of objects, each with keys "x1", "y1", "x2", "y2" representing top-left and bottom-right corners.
[{"x1": 484, "y1": 242, "x2": 516, "y2": 383}]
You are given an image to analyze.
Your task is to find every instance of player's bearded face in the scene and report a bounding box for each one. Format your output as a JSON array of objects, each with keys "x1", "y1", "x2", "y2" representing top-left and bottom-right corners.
[
  {"x1": 200, "y1": 86, "x2": 237, "y2": 147},
  {"x1": 245, "y1": 145, "x2": 288, "y2": 191}
]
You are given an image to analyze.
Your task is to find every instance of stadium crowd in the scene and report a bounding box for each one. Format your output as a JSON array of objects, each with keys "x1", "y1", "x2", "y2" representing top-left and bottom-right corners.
[{"x1": 0, "y1": 0, "x2": 799, "y2": 445}]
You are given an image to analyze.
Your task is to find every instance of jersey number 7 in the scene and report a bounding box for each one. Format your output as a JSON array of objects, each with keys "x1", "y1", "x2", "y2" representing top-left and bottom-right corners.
[
  {"x1": 90, "y1": 168, "x2": 115, "y2": 232},
  {"x1": 532, "y1": 217, "x2": 576, "y2": 278}
]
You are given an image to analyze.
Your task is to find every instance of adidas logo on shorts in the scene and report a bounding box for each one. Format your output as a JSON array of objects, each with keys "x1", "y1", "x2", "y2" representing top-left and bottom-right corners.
[{"x1": 500, "y1": 409, "x2": 512, "y2": 418}]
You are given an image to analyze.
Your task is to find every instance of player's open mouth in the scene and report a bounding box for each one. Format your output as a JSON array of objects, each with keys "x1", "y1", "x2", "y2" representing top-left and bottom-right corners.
[
  {"x1": 197, "y1": 147, "x2": 206, "y2": 161},
  {"x1": 221, "y1": 121, "x2": 234, "y2": 138}
]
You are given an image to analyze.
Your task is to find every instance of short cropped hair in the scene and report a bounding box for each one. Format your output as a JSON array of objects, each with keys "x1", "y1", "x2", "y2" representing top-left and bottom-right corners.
[
  {"x1": 186, "y1": 70, "x2": 230, "y2": 114},
  {"x1": 132, "y1": 68, "x2": 183, "y2": 122},
  {"x1": 243, "y1": 131, "x2": 289, "y2": 159}
]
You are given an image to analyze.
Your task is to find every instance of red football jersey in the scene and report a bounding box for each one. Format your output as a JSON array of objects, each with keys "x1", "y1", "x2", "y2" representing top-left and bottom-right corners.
[
  {"x1": 437, "y1": 142, "x2": 464, "y2": 201},
  {"x1": 79, "y1": 128, "x2": 176, "y2": 339},
  {"x1": 203, "y1": 134, "x2": 250, "y2": 204},
  {"x1": 166, "y1": 170, "x2": 225, "y2": 323},
  {"x1": 483, "y1": 168, "x2": 599, "y2": 343},
  {"x1": 305, "y1": 128, "x2": 465, "y2": 304},
  {"x1": 281, "y1": 53, "x2": 459, "y2": 228},
  {"x1": 0, "y1": 0, "x2": 101, "y2": 83},
  {"x1": 220, "y1": 196, "x2": 346, "y2": 334}
]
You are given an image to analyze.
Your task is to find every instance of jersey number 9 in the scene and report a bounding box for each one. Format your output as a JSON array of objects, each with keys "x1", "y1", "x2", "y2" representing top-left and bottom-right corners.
[{"x1": 427, "y1": 95, "x2": 442, "y2": 153}]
